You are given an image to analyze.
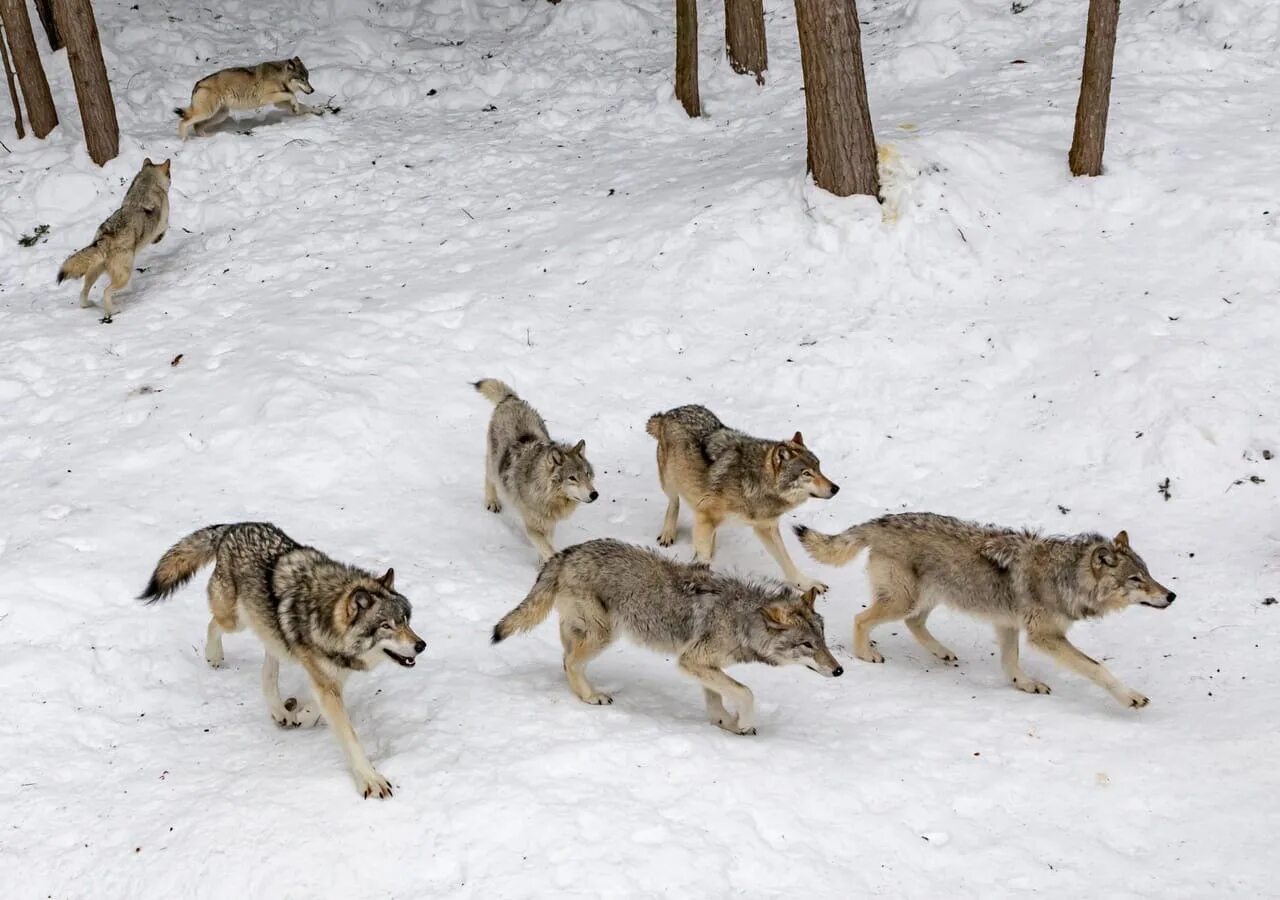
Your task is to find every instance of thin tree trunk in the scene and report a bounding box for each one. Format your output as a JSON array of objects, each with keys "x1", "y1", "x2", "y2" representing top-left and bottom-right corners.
[
  {"x1": 33, "y1": 0, "x2": 61, "y2": 51},
  {"x1": 0, "y1": 0, "x2": 57, "y2": 137},
  {"x1": 724, "y1": 0, "x2": 766, "y2": 85},
  {"x1": 793, "y1": 0, "x2": 879, "y2": 198},
  {"x1": 0, "y1": 21, "x2": 25, "y2": 138},
  {"x1": 1069, "y1": 0, "x2": 1119, "y2": 177},
  {"x1": 52, "y1": 0, "x2": 118, "y2": 165},
  {"x1": 675, "y1": 0, "x2": 700, "y2": 117}
]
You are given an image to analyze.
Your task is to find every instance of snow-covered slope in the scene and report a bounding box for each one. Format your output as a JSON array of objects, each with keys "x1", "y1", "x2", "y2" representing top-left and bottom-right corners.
[{"x1": 1, "y1": 0, "x2": 1277, "y2": 895}]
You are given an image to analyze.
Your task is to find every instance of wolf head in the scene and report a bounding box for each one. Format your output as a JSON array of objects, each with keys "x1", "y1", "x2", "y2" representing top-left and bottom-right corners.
[
  {"x1": 141, "y1": 157, "x2": 172, "y2": 187},
  {"x1": 770, "y1": 432, "x2": 839, "y2": 503},
  {"x1": 341, "y1": 568, "x2": 426, "y2": 668},
  {"x1": 758, "y1": 587, "x2": 843, "y2": 676},
  {"x1": 1090, "y1": 531, "x2": 1176, "y2": 611},
  {"x1": 549, "y1": 439, "x2": 598, "y2": 504},
  {"x1": 286, "y1": 56, "x2": 314, "y2": 95}
]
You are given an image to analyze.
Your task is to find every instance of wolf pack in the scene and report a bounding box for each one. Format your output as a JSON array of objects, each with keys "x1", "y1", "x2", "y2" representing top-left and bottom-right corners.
[{"x1": 56, "y1": 58, "x2": 1175, "y2": 798}]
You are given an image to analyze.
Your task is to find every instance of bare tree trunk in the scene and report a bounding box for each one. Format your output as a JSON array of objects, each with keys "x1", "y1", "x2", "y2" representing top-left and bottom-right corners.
[
  {"x1": 52, "y1": 0, "x2": 118, "y2": 165},
  {"x1": 1069, "y1": 0, "x2": 1119, "y2": 177},
  {"x1": 33, "y1": 0, "x2": 61, "y2": 51},
  {"x1": 0, "y1": 21, "x2": 25, "y2": 138},
  {"x1": 0, "y1": 0, "x2": 57, "y2": 137},
  {"x1": 675, "y1": 0, "x2": 700, "y2": 117},
  {"x1": 724, "y1": 0, "x2": 766, "y2": 85},
  {"x1": 794, "y1": 0, "x2": 879, "y2": 198}
]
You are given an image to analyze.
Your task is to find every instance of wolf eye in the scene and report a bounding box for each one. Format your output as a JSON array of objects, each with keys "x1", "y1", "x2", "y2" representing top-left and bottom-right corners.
[
  {"x1": 802, "y1": 470, "x2": 814, "y2": 477},
  {"x1": 567, "y1": 476, "x2": 578, "y2": 483},
  {"x1": 798, "y1": 641, "x2": 815, "y2": 650},
  {"x1": 379, "y1": 621, "x2": 394, "y2": 631},
  {"x1": 1128, "y1": 575, "x2": 1144, "y2": 584}
]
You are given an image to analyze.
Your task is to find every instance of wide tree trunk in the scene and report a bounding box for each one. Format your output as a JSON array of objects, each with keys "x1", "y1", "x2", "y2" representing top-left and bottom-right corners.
[
  {"x1": 0, "y1": 21, "x2": 25, "y2": 138},
  {"x1": 793, "y1": 0, "x2": 879, "y2": 197},
  {"x1": 0, "y1": 0, "x2": 57, "y2": 137},
  {"x1": 1069, "y1": 0, "x2": 1119, "y2": 177},
  {"x1": 33, "y1": 0, "x2": 61, "y2": 51},
  {"x1": 52, "y1": 0, "x2": 118, "y2": 165},
  {"x1": 675, "y1": 0, "x2": 700, "y2": 117},
  {"x1": 724, "y1": 0, "x2": 766, "y2": 85}
]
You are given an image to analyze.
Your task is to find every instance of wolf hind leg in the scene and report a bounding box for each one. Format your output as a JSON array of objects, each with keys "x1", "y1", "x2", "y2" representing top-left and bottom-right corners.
[
  {"x1": 559, "y1": 616, "x2": 613, "y2": 705},
  {"x1": 854, "y1": 555, "x2": 915, "y2": 664},
  {"x1": 484, "y1": 472, "x2": 501, "y2": 513},
  {"x1": 79, "y1": 264, "x2": 104, "y2": 307},
  {"x1": 905, "y1": 608, "x2": 957, "y2": 663},
  {"x1": 100, "y1": 258, "x2": 132, "y2": 322},
  {"x1": 657, "y1": 489, "x2": 680, "y2": 547},
  {"x1": 204, "y1": 570, "x2": 240, "y2": 668}
]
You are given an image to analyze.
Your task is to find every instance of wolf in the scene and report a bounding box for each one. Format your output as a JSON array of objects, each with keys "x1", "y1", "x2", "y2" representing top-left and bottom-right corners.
[
  {"x1": 491, "y1": 539, "x2": 843, "y2": 734},
  {"x1": 794, "y1": 513, "x2": 1176, "y2": 708},
  {"x1": 474, "y1": 378, "x2": 598, "y2": 561},
  {"x1": 645, "y1": 405, "x2": 839, "y2": 592},
  {"x1": 176, "y1": 57, "x2": 317, "y2": 138},
  {"x1": 57, "y1": 158, "x2": 171, "y2": 323},
  {"x1": 139, "y1": 522, "x2": 425, "y2": 798}
]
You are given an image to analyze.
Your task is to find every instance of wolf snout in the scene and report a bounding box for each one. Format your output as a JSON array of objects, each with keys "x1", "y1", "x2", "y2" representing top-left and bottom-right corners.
[
  {"x1": 588, "y1": 491, "x2": 599, "y2": 502},
  {"x1": 829, "y1": 484, "x2": 840, "y2": 496},
  {"x1": 414, "y1": 639, "x2": 426, "y2": 653},
  {"x1": 831, "y1": 665, "x2": 844, "y2": 677}
]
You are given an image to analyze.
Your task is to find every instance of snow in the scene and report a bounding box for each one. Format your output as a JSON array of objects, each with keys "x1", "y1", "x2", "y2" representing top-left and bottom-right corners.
[{"x1": 1, "y1": 0, "x2": 1278, "y2": 895}]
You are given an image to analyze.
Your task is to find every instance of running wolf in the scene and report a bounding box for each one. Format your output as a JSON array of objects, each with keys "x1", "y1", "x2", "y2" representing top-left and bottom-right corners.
[
  {"x1": 57, "y1": 158, "x2": 171, "y2": 322},
  {"x1": 475, "y1": 378, "x2": 598, "y2": 561},
  {"x1": 795, "y1": 513, "x2": 1176, "y2": 708},
  {"x1": 645, "y1": 405, "x2": 839, "y2": 592},
  {"x1": 176, "y1": 57, "x2": 317, "y2": 138},
  {"x1": 491, "y1": 539, "x2": 843, "y2": 734},
  {"x1": 139, "y1": 522, "x2": 425, "y2": 798}
]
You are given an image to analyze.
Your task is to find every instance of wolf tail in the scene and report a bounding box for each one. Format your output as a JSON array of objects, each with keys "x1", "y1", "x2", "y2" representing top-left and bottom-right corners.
[
  {"x1": 492, "y1": 555, "x2": 561, "y2": 643},
  {"x1": 139, "y1": 525, "x2": 230, "y2": 603},
  {"x1": 792, "y1": 524, "x2": 868, "y2": 567},
  {"x1": 474, "y1": 378, "x2": 518, "y2": 406},
  {"x1": 644, "y1": 412, "x2": 665, "y2": 440},
  {"x1": 57, "y1": 243, "x2": 106, "y2": 285}
]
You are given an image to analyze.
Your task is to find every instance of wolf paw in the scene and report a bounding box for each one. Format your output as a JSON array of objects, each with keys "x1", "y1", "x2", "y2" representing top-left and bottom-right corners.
[
  {"x1": 99, "y1": 315, "x2": 114, "y2": 325},
  {"x1": 1014, "y1": 678, "x2": 1051, "y2": 695},
  {"x1": 856, "y1": 646, "x2": 885, "y2": 664},
  {"x1": 1120, "y1": 690, "x2": 1150, "y2": 709},
  {"x1": 283, "y1": 697, "x2": 322, "y2": 727},
  {"x1": 796, "y1": 578, "x2": 829, "y2": 595},
  {"x1": 932, "y1": 648, "x2": 959, "y2": 664},
  {"x1": 486, "y1": 501, "x2": 502, "y2": 513},
  {"x1": 205, "y1": 651, "x2": 224, "y2": 669},
  {"x1": 356, "y1": 769, "x2": 393, "y2": 799},
  {"x1": 580, "y1": 692, "x2": 613, "y2": 706},
  {"x1": 657, "y1": 532, "x2": 677, "y2": 547}
]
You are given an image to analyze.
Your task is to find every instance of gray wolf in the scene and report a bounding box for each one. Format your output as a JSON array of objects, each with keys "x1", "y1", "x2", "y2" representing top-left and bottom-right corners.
[
  {"x1": 176, "y1": 57, "x2": 317, "y2": 138},
  {"x1": 794, "y1": 513, "x2": 1176, "y2": 708},
  {"x1": 491, "y1": 538, "x2": 842, "y2": 734},
  {"x1": 139, "y1": 522, "x2": 425, "y2": 798},
  {"x1": 475, "y1": 378, "x2": 598, "y2": 561},
  {"x1": 57, "y1": 158, "x2": 171, "y2": 323},
  {"x1": 645, "y1": 405, "x2": 839, "y2": 592}
]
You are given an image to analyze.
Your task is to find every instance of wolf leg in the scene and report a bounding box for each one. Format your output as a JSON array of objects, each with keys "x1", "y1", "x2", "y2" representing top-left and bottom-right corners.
[
  {"x1": 854, "y1": 559, "x2": 914, "y2": 663},
  {"x1": 302, "y1": 662, "x2": 392, "y2": 798},
  {"x1": 752, "y1": 521, "x2": 827, "y2": 594},
  {"x1": 680, "y1": 658, "x2": 755, "y2": 734},
  {"x1": 523, "y1": 517, "x2": 556, "y2": 562},
  {"x1": 100, "y1": 259, "x2": 132, "y2": 322},
  {"x1": 205, "y1": 571, "x2": 239, "y2": 667},
  {"x1": 657, "y1": 491, "x2": 680, "y2": 547},
  {"x1": 692, "y1": 509, "x2": 719, "y2": 563},
  {"x1": 1028, "y1": 631, "x2": 1147, "y2": 708},
  {"x1": 560, "y1": 618, "x2": 613, "y2": 705},
  {"x1": 193, "y1": 108, "x2": 229, "y2": 135},
  {"x1": 703, "y1": 688, "x2": 738, "y2": 732},
  {"x1": 79, "y1": 264, "x2": 104, "y2": 308},
  {"x1": 997, "y1": 626, "x2": 1050, "y2": 694},
  {"x1": 484, "y1": 474, "x2": 501, "y2": 513},
  {"x1": 905, "y1": 608, "x2": 957, "y2": 663}
]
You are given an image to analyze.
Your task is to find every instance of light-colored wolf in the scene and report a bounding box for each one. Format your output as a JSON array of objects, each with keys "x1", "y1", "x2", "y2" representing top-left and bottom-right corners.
[
  {"x1": 795, "y1": 513, "x2": 1176, "y2": 708},
  {"x1": 176, "y1": 57, "x2": 317, "y2": 138},
  {"x1": 57, "y1": 158, "x2": 171, "y2": 322},
  {"x1": 645, "y1": 405, "x2": 839, "y2": 592},
  {"x1": 475, "y1": 378, "x2": 597, "y2": 561},
  {"x1": 492, "y1": 538, "x2": 843, "y2": 734},
  {"x1": 139, "y1": 522, "x2": 425, "y2": 798}
]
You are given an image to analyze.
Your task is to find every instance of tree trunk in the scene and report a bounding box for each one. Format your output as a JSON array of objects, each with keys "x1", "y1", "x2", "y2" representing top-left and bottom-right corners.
[
  {"x1": 0, "y1": 0, "x2": 56, "y2": 137},
  {"x1": 0, "y1": 21, "x2": 26, "y2": 138},
  {"x1": 793, "y1": 0, "x2": 879, "y2": 198},
  {"x1": 33, "y1": 0, "x2": 61, "y2": 51},
  {"x1": 724, "y1": 0, "x2": 766, "y2": 85},
  {"x1": 675, "y1": 0, "x2": 700, "y2": 117},
  {"x1": 1068, "y1": 0, "x2": 1119, "y2": 177},
  {"x1": 52, "y1": 0, "x2": 118, "y2": 165}
]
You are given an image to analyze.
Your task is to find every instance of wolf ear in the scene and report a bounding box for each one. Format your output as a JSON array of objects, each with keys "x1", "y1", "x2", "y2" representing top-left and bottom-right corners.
[
  {"x1": 1092, "y1": 545, "x2": 1117, "y2": 569},
  {"x1": 774, "y1": 443, "x2": 793, "y2": 464},
  {"x1": 548, "y1": 447, "x2": 564, "y2": 467},
  {"x1": 292, "y1": 56, "x2": 302, "y2": 65},
  {"x1": 158, "y1": 159, "x2": 171, "y2": 175},
  {"x1": 1113, "y1": 530, "x2": 1129, "y2": 550},
  {"x1": 378, "y1": 568, "x2": 395, "y2": 590},
  {"x1": 572, "y1": 439, "x2": 586, "y2": 455},
  {"x1": 347, "y1": 588, "x2": 374, "y2": 621},
  {"x1": 762, "y1": 603, "x2": 794, "y2": 629},
  {"x1": 792, "y1": 431, "x2": 805, "y2": 447},
  {"x1": 143, "y1": 157, "x2": 153, "y2": 167}
]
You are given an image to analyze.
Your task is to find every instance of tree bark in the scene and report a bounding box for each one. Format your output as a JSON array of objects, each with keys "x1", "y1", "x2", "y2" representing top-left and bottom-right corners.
[
  {"x1": 675, "y1": 0, "x2": 700, "y2": 117},
  {"x1": 0, "y1": 0, "x2": 56, "y2": 137},
  {"x1": 724, "y1": 0, "x2": 766, "y2": 85},
  {"x1": 793, "y1": 0, "x2": 879, "y2": 198},
  {"x1": 52, "y1": 0, "x2": 118, "y2": 165},
  {"x1": 1069, "y1": 0, "x2": 1119, "y2": 177},
  {"x1": 33, "y1": 0, "x2": 61, "y2": 51},
  {"x1": 0, "y1": 21, "x2": 26, "y2": 138}
]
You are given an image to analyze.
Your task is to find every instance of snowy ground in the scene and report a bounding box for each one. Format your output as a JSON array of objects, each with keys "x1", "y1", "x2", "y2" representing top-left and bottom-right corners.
[{"x1": 2, "y1": 0, "x2": 1278, "y2": 895}]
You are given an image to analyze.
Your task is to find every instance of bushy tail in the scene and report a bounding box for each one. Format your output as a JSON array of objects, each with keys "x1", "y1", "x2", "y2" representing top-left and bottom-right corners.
[
  {"x1": 645, "y1": 412, "x2": 665, "y2": 440},
  {"x1": 139, "y1": 525, "x2": 229, "y2": 603},
  {"x1": 474, "y1": 378, "x2": 518, "y2": 406},
  {"x1": 57, "y1": 243, "x2": 106, "y2": 284},
  {"x1": 792, "y1": 524, "x2": 867, "y2": 567},
  {"x1": 492, "y1": 555, "x2": 561, "y2": 643}
]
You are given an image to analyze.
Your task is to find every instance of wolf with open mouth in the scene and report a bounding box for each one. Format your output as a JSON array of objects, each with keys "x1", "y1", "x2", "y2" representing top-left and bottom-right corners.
[{"x1": 139, "y1": 521, "x2": 424, "y2": 798}]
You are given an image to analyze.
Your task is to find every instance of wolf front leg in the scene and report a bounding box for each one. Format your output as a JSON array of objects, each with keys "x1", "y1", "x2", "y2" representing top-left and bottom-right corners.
[
  {"x1": 523, "y1": 516, "x2": 557, "y2": 562},
  {"x1": 301, "y1": 661, "x2": 393, "y2": 798},
  {"x1": 1028, "y1": 631, "x2": 1147, "y2": 708},
  {"x1": 679, "y1": 657, "x2": 756, "y2": 734},
  {"x1": 752, "y1": 522, "x2": 827, "y2": 594},
  {"x1": 997, "y1": 626, "x2": 1050, "y2": 694}
]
